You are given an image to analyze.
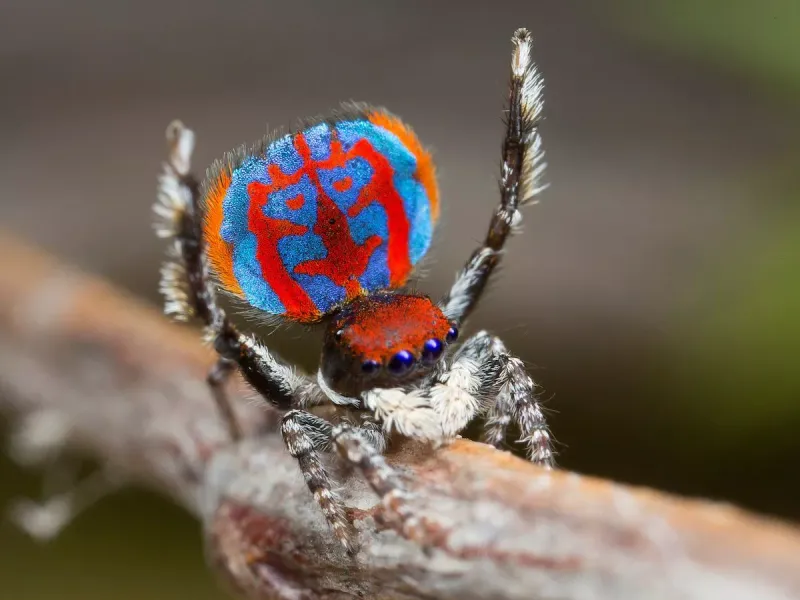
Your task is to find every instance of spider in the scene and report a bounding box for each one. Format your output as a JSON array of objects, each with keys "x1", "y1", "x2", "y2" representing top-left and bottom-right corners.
[{"x1": 154, "y1": 27, "x2": 553, "y2": 553}]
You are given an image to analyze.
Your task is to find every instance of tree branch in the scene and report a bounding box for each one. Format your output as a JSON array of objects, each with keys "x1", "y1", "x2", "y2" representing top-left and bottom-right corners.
[{"x1": 1, "y1": 232, "x2": 799, "y2": 600}]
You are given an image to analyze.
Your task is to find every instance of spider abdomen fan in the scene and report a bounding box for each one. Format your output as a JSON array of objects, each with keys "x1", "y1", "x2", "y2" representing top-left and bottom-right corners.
[{"x1": 202, "y1": 105, "x2": 439, "y2": 323}]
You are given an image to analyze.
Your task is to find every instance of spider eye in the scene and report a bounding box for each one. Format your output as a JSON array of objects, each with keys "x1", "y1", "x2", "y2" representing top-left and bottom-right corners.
[
  {"x1": 421, "y1": 338, "x2": 444, "y2": 363},
  {"x1": 446, "y1": 326, "x2": 459, "y2": 343},
  {"x1": 334, "y1": 329, "x2": 344, "y2": 342},
  {"x1": 388, "y1": 350, "x2": 415, "y2": 375},
  {"x1": 361, "y1": 359, "x2": 380, "y2": 374}
]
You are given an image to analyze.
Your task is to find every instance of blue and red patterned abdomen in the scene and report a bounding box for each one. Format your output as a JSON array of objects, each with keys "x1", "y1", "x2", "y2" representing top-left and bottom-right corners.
[{"x1": 203, "y1": 106, "x2": 439, "y2": 322}]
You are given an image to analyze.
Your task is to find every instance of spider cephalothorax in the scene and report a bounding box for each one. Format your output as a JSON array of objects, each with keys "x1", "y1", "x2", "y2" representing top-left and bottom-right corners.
[
  {"x1": 321, "y1": 293, "x2": 457, "y2": 397},
  {"x1": 155, "y1": 28, "x2": 553, "y2": 554}
]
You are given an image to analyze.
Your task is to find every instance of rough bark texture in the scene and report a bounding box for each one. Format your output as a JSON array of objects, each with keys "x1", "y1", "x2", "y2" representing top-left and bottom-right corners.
[{"x1": 1, "y1": 232, "x2": 800, "y2": 600}]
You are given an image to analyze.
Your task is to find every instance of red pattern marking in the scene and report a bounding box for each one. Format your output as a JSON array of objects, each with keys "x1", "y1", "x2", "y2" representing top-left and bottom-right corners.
[
  {"x1": 333, "y1": 176, "x2": 352, "y2": 192},
  {"x1": 246, "y1": 130, "x2": 412, "y2": 321},
  {"x1": 247, "y1": 182, "x2": 318, "y2": 318},
  {"x1": 291, "y1": 136, "x2": 382, "y2": 299},
  {"x1": 345, "y1": 139, "x2": 411, "y2": 287},
  {"x1": 286, "y1": 194, "x2": 304, "y2": 210}
]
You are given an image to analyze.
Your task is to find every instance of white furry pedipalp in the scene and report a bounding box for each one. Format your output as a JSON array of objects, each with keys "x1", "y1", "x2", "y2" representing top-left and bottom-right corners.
[
  {"x1": 362, "y1": 388, "x2": 444, "y2": 442},
  {"x1": 429, "y1": 358, "x2": 484, "y2": 438}
]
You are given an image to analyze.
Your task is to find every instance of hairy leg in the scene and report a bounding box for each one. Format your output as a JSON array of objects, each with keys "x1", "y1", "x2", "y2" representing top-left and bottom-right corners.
[
  {"x1": 155, "y1": 121, "x2": 323, "y2": 436},
  {"x1": 441, "y1": 28, "x2": 547, "y2": 325},
  {"x1": 281, "y1": 410, "x2": 358, "y2": 552},
  {"x1": 331, "y1": 423, "x2": 419, "y2": 540},
  {"x1": 282, "y1": 411, "x2": 391, "y2": 554},
  {"x1": 434, "y1": 30, "x2": 553, "y2": 466},
  {"x1": 427, "y1": 331, "x2": 503, "y2": 439},
  {"x1": 427, "y1": 331, "x2": 554, "y2": 468},
  {"x1": 206, "y1": 357, "x2": 241, "y2": 440},
  {"x1": 483, "y1": 336, "x2": 554, "y2": 468},
  {"x1": 353, "y1": 412, "x2": 389, "y2": 454}
]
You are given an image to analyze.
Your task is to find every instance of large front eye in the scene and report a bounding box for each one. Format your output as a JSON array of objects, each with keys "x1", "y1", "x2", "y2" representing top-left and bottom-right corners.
[
  {"x1": 388, "y1": 350, "x2": 415, "y2": 375},
  {"x1": 421, "y1": 338, "x2": 444, "y2": 363},
  {"x1": 334, "y1": 329, "x2": 344, "y2": 342}
]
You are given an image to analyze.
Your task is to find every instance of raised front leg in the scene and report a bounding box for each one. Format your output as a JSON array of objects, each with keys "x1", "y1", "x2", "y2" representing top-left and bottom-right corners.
[
  {"x1": 441, "y1": 28, "x2": 548, "y2": 325},
  {"x1": 155, "y1": 121, "x2": 324, "y2": 438}
]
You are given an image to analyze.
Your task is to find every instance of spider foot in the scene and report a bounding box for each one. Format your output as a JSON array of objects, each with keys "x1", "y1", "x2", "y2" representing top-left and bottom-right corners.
[
  {"x1": 331, "y1": 514, "x2": 360, "y2": 556},
  {"x1": 519, "y1": 426, "x2": 555, "y2": 469}
]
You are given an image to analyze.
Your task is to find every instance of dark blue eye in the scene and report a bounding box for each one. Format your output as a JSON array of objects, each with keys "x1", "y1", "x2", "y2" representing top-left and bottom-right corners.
[
  {"x1": 361, "y1": 359, "x2": 380, "y2": 374},
  {"x1": 446, "y1": 326, "x2": 459, "y2": 343},
  {"x1": 421, "y1": 338, "x2": 444, "y2": 363},
  {"x1": 388, "y1": 350, "x2": 415, "y2": 375}
]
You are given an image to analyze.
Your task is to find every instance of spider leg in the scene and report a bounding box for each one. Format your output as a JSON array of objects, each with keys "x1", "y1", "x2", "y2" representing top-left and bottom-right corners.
[
  {"x1": 484, "y1": 336, "x2": 554, "y2": 468},
  {"x1": 282, "y1": 411, "x2": 390, "y2": 554},
  {"x1": 428, "y1": 331, "x2": 503, "y2": 439},
  {"x1": 332, "y1": 423, "x2": 419, "y2": 540},
  {"x1": 155, "y1": 121, "x2": 324, "y2": 438},
  {"x1": 428, "y1": 331, "x2": 554, "y2": 468},
  {"x1": 440, "y1": 28, "x2": 547, "y2": 325},
  {"x1": 207, "y1": 357, "x2": 241, "y2": 441},
  {"x1": 281, "y1": 410, "x2": 354, "y2": 553},
  {"x1": 354, "y1": 412, "x2": 390, "y2": 452}
]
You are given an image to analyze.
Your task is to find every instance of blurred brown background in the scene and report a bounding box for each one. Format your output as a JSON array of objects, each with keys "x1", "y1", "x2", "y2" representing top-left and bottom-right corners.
[{"x1": 2, "y1": 1, "x2": 800, "y2": 598}]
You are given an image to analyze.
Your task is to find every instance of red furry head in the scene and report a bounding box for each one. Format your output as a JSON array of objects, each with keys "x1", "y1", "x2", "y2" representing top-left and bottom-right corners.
[{"x1": 321, "y1": 292, "x2": 458, "y2": 396}]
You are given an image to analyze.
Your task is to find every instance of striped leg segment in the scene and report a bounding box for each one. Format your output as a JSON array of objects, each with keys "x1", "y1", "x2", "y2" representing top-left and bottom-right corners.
[
  {"x1": 429, "y1": 331, "x2": 555, "y2": 468},
  {"x1": 332, "y1": 423, "x2": 419, "y2": 539},
  {"x1": 441, "y1": 28, "x2": 548, "y2": 325},
  {"x1": 483, "y1": 336, "x2": 554, "y2": 468},
  {"x1": 281, "y1": 410, "x2": 358, "y2": 554}
]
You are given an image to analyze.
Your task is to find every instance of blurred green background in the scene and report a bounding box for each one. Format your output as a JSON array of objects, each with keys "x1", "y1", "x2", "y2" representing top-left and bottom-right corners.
[{"x1": 2, "y1": 1, "x2": 800, "y2": 598}]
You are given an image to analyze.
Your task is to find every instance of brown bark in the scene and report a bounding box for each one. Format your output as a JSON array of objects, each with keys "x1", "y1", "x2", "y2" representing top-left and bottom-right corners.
[{"x1": 1, "y1": 232, "x2": 799, "y2": 600}]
